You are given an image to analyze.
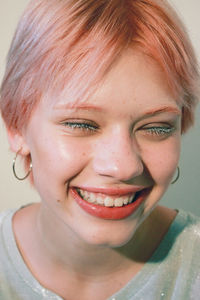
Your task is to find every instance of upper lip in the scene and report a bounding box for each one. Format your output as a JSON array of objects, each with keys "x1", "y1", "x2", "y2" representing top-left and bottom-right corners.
[{"x1": 74, "y1": 186, "x2": 151, "y2": 196}]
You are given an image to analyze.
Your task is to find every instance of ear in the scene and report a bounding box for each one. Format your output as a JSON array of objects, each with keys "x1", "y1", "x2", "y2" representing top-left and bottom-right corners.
[{"x1": 6, "y1": 128, "x2": 30, "y2": 156}]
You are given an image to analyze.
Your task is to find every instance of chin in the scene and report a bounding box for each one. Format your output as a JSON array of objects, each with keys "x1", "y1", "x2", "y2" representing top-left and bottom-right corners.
[{"x1": 73, "y1": 209, "x2": 146, "y2": 249}]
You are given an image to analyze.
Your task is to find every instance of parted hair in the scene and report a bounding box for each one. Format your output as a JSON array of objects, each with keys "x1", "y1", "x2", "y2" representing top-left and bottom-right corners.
[{"x1": 0, "y1": 0, "x2": 199, "y2": 134}]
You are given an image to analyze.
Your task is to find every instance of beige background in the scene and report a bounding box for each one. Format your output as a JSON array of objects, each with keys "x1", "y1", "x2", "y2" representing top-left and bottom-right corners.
[{"x1": 0, "y1": 0, "x2": 200, "y2": 214}]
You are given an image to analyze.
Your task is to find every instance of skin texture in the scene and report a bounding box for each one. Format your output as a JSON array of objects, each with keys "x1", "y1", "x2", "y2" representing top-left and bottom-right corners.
[{"x1": 10, "y1": 50, "x2": 181, "y2": 299}]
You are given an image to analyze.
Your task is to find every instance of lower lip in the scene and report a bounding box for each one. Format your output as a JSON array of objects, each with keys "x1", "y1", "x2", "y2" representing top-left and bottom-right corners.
[{"x1": 70, "y1": 188, "x2": 151, "y2": 220}]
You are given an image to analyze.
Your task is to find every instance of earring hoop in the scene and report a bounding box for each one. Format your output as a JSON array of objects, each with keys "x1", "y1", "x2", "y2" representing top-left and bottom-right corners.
[
  {"x1": 171, "y1": 166, "x2": 180, "y2": 184},
  {"x1": 12, "y1": 152, "x2": 32, "y2": 181}
]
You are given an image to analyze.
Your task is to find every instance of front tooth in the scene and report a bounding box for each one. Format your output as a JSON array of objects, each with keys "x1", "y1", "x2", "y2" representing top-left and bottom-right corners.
[
  {"x1": 104, "y1": 197, "x2": 114, "y2": 207},
  {"x1": 114, "y1": 198, "x2": 124, "y2": 207},
  {"x1": 79, "y1": 189, "x2": 137, "y2": 207},
  {"x1": 97, "y1": 196, "x2": 104, "y2": 205}
]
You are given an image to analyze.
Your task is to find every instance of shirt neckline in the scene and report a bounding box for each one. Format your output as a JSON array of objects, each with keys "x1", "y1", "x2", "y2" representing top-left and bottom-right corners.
[
  {"x1": 2, "y1": 208, "x2": 187, "y2": 299},
  {"x1": 2, "y1": 208, "x2": 63, "y2": 299},
  {"x1": 109, "y1": 209, "x2": 188, "y2": 299}
]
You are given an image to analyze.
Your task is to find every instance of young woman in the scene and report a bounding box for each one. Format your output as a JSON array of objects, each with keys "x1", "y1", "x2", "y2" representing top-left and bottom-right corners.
[{"x1": 0, "y1": 0, "x2": 200, "y2": 299}]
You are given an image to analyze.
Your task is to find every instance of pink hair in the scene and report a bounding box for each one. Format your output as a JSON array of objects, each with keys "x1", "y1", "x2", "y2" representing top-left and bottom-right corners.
[{"x1": 0, "y1": 0, "x2": 199, "y2": 135}]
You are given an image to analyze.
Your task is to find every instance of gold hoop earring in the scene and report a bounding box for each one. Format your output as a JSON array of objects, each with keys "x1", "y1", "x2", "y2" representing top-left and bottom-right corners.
[
  {"x1": 171, "y1": 166, "x2": 180, "y2": 184},
  {"x1": 12, "y1": 152, "x2": 32, "y2": 181}
]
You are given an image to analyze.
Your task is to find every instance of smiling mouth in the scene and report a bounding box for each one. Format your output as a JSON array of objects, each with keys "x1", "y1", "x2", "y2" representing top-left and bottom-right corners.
[
  {"x1": 76, "y1": 188, "x2": 138, "y2": 207},
  {"x1": 71, "y1": 187, "x2": 151, "y2": 220}
]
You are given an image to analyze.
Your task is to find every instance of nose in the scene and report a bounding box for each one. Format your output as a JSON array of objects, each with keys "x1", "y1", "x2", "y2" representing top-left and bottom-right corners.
[{"x1": 92, "y1": 129, "x2": 143, "y2": 181}]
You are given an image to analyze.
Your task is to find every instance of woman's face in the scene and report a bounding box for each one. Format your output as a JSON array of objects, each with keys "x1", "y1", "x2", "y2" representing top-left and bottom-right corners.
[{"x1": 22, "y1": 50, "x2": 181, "y2": 247}]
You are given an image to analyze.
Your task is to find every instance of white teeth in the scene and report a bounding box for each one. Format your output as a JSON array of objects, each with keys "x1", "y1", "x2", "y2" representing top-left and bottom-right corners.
[
  {"x1": 104, "y1": 197, "x2": 114, "y2": 207},
  {"x1": 82, "y1": 190, "x2": 89, "y2": 200},
  {"x1": 87, "y1": 192, "x2": 96, "y2": 203},
  {"x1": 128, "y1": 195, "x2": 133, "y2": 203},
  {"x1": 96, "y1": 196, "x2": 104, "y2": 205},
  {"x1": 123, "y1": 197, "x2": 129, "y2": 205},
  {"x1": 78, "y1": 189, "x2": 136, "y2": 207},
  {"x1": 114, "y1": 198, "x2": 124, "y2": 207}
]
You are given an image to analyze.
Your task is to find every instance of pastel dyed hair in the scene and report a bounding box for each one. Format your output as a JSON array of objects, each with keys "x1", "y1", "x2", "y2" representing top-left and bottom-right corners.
[{"x1": 0, "y1": 0, "x2": 199, "y2": 135}]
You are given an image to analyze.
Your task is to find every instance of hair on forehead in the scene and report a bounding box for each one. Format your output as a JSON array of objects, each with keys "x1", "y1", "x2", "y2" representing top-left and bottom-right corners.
[{"x1": 0, "y1": 0, "x2": 199, "y2": 134}]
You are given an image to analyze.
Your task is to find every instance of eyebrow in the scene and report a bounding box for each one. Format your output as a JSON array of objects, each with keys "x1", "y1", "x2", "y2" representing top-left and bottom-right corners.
[
  {"x1": 144, "y1": 106, "x2": 181, "y2": 117},
  {"x1": 54, "y1": 103, "x2": 104, "y2": 112},
  {"x1": 55, "y1": 103, "x2": 181, "y2": 117}
]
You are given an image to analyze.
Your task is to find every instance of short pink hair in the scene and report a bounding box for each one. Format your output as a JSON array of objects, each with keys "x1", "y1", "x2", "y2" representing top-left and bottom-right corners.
[{"x1": 0, "y1": 0, "x2": 199, "y2": 134}]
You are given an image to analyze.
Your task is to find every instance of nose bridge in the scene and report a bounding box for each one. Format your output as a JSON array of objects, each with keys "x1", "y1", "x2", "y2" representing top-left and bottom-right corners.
[{"x1": 93, "y1": 129, "x2": 143, "y2": 180}]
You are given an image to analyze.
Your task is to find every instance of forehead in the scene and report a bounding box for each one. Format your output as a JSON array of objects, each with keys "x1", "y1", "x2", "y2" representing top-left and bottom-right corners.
[
  {"x1": 50, "y1": 49, "x2": 178, "y2": 113},
  {"x1": 92, "y1": 50, "x2": 172, "y2": 102}
]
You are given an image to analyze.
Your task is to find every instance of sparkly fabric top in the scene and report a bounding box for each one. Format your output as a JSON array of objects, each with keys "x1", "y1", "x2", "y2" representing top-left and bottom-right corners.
[{"x1": 0, "y1": 208, "x2": 200, "y2": 299}]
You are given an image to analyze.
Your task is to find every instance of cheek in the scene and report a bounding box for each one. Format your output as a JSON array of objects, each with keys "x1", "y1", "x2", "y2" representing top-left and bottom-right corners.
[
  {"x1": 141, "y1": 137, "x2": 181, "y2": 184},
  {"x1": 30, "y1": 136, "x2": 91, "y2": 195},
  {"x1": 141, "y1": 137, "x2": 181, "y2": 212}
]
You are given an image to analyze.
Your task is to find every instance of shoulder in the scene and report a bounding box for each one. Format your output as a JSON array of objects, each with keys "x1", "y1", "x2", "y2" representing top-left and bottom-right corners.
[
  {"x1": 151, "y1": 209, "x2": 200, "y2": 265},
  {"x1": 0, "y1": 208, "x2": 18, "y2": 264},
  {"x1": 177, "y1": 210, "x2": 200, "y2": 257},
  {"x1": 0, "y1": 209, "x2": 17, "y2": 293},
  {"x1": 148, "y1": 210, "x2": 200, "y2": 297},
  {"x1": 0, "y1": 209, "x2": 16, "y2": 226},
  {"x1": 163, "y1": 209, "x2": 200, "y2": 252},
  {"x1": 0, "y1": 209, "x2": 17, "y2": 256},
  {"x1": 172, "y1": 211, "x2": 200, "y2": 296},
  {"x1": 0, "y1": 208, "x2": 18, "y2": 229},
  {"x1": 174, "y1": 210, "x2": 200, "y2": 237},
  {"x1": 0, "y1": 204, "x2": 34, "y2": 226},
  {"x1": 162, "y1": 210, "x2": 200, "y2": 272}
]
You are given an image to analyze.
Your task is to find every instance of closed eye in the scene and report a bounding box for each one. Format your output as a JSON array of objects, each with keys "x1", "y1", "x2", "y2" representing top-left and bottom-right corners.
[
  {"x1": 144, "y1": 126, "x2": 175, "y2": 136},
  {"x1": 61, "y1": 119, "x2": 99, "y2": 136},
  {"x1": 137, "y1": 123, "x2": 176, "y2": 140}
]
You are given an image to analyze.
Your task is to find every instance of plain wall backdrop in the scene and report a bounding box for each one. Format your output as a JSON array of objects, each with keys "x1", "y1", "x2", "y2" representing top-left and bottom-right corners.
[{"x1": 0, "y1": 0, "x2": 200, "y2": 214}]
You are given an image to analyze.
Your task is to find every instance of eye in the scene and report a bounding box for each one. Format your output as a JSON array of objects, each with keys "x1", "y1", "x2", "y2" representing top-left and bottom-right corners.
[
  {"x1": 138, "y1": 123, "x2": 176, "y2": 139},
  {"x1": 61, "y1": 119, "x2": 99, "y2": 135},
  {"x1": 145, "y1": 126, "x2": 175, "y2": 135}
]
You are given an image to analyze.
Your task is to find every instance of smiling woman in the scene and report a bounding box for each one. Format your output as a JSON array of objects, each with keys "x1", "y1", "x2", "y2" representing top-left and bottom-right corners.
[{"x1": 0, "y1": 0, "x2": 200, "y2": 300}]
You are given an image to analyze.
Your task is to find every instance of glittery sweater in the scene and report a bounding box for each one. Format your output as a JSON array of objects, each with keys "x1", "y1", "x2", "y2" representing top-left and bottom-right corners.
[{"x1": 0, "y1": 209, "x2": 200, "y2": 300}]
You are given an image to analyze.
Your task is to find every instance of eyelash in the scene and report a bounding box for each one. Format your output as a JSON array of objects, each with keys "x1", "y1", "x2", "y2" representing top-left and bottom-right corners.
[
  {"x1": 62, "y1": 121, "x2": 175, "y2": 137},
  {"x1": 63, "y1": 121, "x2": 98, "y2": 132},
  {"x1": 143, "y1": 126, "x2": 175, "y2": 136}
]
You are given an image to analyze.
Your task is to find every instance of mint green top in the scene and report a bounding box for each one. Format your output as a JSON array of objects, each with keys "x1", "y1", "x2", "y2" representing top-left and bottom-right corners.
[{"x1": 0, "y1": 208, "x2": 200, "y2": 299}]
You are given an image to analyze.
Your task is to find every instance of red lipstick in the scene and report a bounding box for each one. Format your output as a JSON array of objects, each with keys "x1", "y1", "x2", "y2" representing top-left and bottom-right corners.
[{"x1": 70, "y1": 187, "x2": 151, "y2": 220}]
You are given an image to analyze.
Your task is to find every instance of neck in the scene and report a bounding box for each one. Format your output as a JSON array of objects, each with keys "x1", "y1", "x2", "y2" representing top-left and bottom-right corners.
[
  {"x1": 36, "y1": 203, "x2": 135, "y2": 277},
  {"x1": 13, "y1": 203, "x2": 176, "y2": 299},
  {"x1": 13, "y1": 203, "x2": 176, "y2": 279}
]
